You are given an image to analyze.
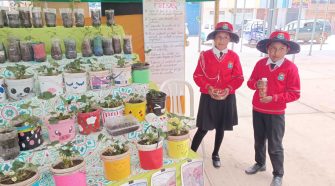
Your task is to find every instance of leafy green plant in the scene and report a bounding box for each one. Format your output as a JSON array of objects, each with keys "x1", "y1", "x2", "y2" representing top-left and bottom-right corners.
[
  {"x1": 38, "y1": 91, "x2": 56, "y2": 100},
  {"x1": 77, "y1": 95, "x2": 97, "y2": 113},
  {"x1": 128, "y1": 93, "x2": 144, "y2": 104},
  {"x1": 138, "y1": 125, "x2": 165, "y2": 145},
  {"x1": 147, "y1": 89, "x2": 165, "y2": 98},
  {"x1": 6, "y1": 64, "x2": 31, "y2": 79},
  {"x1": 89, "y1": 61, "x2": 106, "y2": 72},
  {"x1": 36, "y1": 59, "x2": 61, "y2": 76},
  {"x1": 98, "y1": 134, "x2": 129, "y2": 156},
  {"x1": 48, "y1": 96, "x2": 76, "y2": 124},
  {"x1": 0, "y1": 160, "x2": 38, "y2": 184},
  {"x1": 99, "y1": 95, "x2": 123, "y2": 108},
  {"x1": 166, "y1": 113, "x2": 191, "y2": 136},
  {"x1": 64, "y1": 58, "x2": 85, "y2": 73},
  {"x1": 12, "y1": 101, "x2": 40, "y2": 128},
  {"x1": 55, "y1": 141, "x2": 80, "y2": 169},
  {"x1": 115, "y1": 56, "x2": 127, "y2": 68}
]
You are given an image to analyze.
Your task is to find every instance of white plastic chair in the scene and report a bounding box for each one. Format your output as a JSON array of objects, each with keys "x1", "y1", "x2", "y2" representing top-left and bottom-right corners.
[{"x1": 160, "y1": 79, "x2": 206, "y2": 158}]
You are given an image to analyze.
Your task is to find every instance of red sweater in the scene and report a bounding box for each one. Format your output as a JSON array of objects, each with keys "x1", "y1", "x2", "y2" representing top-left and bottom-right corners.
[
  {"x1": 193, "y1": 49, "x2": 244, "y2": 94},
  {"x1": 247, "y1": 57, "x2": 301, "y2": 114}
]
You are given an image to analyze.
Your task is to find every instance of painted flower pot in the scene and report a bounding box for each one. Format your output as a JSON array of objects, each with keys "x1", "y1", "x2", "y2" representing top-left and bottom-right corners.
[
  {"x1": 0, "y1": 127, "x2": 20, "y2": 160},
  {"x1": 16, "y1": 126, "x2": 43, "y2": 151},
  {"x1": 0, "y1": 171, "x2": 40, "y2": 186},
  {"x1": 112, "y1": 65, "x2": 132, "y2": 87},
  {"x1": 167, "y1": 133, "x2": 190, "y2": 159},
  {"x1": 46, "y1": 117, "x2": 75, "y2": 143},
  {"x1": 146, "y1": 92, "x2": 167, "y2": 116},
  {"x1": 77, "y1": 109, "x2": 101, "y2": 135},
  {"x1": 0, "y1": 77, "x2": 7, "y2": 102},
  {"x1": 101, "y1": 105, "x2": 124, "y2": 125},
  {"x1": 5, "y1": 76, "x2": 34, "y2": 101},
  {"x1": 38, "y1": 74, "x2": 64, "y2": 96},
  {"x1": 136, "y1": 140, "x2": 163, "y2": 170},
  {"x1": 88, "y1": 70, "x2": 111, "y2": 90},
  {"x1": 132, "y1": 63, "x2": 150, "y2": 84},
  {"x1": 63, "y1": 72, "x2": 87, "y2": 94},
  {"x1": 124, "y1": 101, "x2": 146, "y2": 122},
  {"x1": 51, "y1": 158, "x2": 86, "y2": 186},
  {"x1": 100, "y1": 148, "x2": 131, "y2": 181}
]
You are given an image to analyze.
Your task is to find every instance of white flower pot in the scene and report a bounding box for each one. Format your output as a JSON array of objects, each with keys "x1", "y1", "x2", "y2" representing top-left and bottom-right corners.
[
  {"x1": 38, "y1": 74, "x2": 64, "y2": 96},
  {"x1": 63, "y1": 72, "x2": 87, "y2": 94},
  {"x1": 112, "y1": 65, "x2": 132, "y2": 87},
  {"x1": 101, "y1": 105, "x2": 124, "y2": 125},
  {"x1": 0, "y1": 78, "x2": 7, "y2": 102},
  {"x1": 88, "y1": 70, "x2": 111, "y2": 90},
  {"x1": 5, "y1": 76, "x2": 34, "y2": 101}
]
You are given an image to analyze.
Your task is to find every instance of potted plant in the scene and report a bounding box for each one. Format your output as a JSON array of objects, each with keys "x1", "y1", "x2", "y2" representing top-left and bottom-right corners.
[
  {"x1": 112, "y1": 57, "x2": 132, "y2": 87},
  {"x1": 5, "y1": 64, "x2": 34, "y2": 101},
  {"x1": 124, "y1": 93, "x2": 146, "y2": 122},
  {"x1": 10, "y1": 101, "x2": 43, "y2": 151},
  {"x1": 0, "y1": 77, "x2": 7, "y2": 102},
  {"x1": 0, "y1": 127, "x2": 20, "y2": 160},
  {"x1": 136, "y1": 125, "x2": 164, "y2": 170},
  {"x1": 98, "y1": 134, "x2": 130, "y2": 181},
  {"x1": 88, "y1": 60, "x2": 111, "y2": 90},
  {"x1": 166, "y1": 113, "x2": 191, "y2": 159},
  {"x1": 99, "y1": 95, "x2": 124, "y2": 125},
  {"x1": 37, "y1": 60, "x2": 64, "y2": 96},
  {"x1": 146, "y1": 89, "x2": 167, "y2": 116},
  {"x1": 46, "y1": 96, "x2": 77, "y2": 143},
  {"x1": 63, "y1": 58, "x2": 88, "y2": 94},
  {"x1": 51, "y1": 142, "x2": 86, "y2": 186},
  {"x1": 76, "y1": 95, "x2": 101, "y2": 135},
  {"x1": 0, "y1": 160, "x2": 39, "y2": 185},
  {"x1": 131, "y1": 61, "x2": 150, "y2": 84}
]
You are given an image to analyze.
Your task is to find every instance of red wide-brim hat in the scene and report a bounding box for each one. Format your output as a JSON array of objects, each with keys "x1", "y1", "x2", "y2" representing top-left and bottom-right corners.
[
  {"x1": 206, "y1": 22, "x2": 240, "y2": 43},
  {"x1": 256, "y1": 30, "x2": 300, "y2": 55}
]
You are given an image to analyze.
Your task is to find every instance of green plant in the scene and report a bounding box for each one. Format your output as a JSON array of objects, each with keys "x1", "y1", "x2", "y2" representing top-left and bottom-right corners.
[
  {"x1": 98, "y1": 134, "x2": 129, "y2": 156},
  {"x1": 6, "y1": 64, "x2": 30, "y2": 79},
  {"x1": 89, "y1": 61, "x2": 106, "y2": 72},
  {"x1": 12, "y1": 101, "x2": 40, "y2": 128},
  {"x1": 64, "y1": 58, "x2": 85, "y2": 73},
  {"x1": 0, "y1": 160, "x2": 38, "y2": 184},
  {"x1": 77, "y1": 95, "x2": 97, "y2": 113},
  {"x1": 147, "y1": 89, "x2": 165, "y2": 98},
  {"x1": 138, "y1": 125, "x2": 165, "y2": 145},
  {"x1": 38, "y1": 91, "x2": 56, "y2": 100},
  {"x1": 128, "y1": 93, "x2": 144, "y2": 104},
  {"x1": 48, "y1": 96, "x2": 76, "y2": 124},
  {"x1": 99, "y1": 95, "x2": 123, "y2": 108},
  {"x1": 166, "y1": 113, "x2": 191, "y2": 136},
  {"x1": 36, "y1": 59, "x2": 61, "y2": 76},
  {"x1": 116, "y1": 56, "x2": 127, "y2": 68},
  {"x1": 56, "y1": 141, "x2": 80, "y2": 169}
]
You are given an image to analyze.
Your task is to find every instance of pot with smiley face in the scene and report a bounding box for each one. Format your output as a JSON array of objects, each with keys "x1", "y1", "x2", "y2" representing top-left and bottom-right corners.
[
  {"x1": 37, "y1": 62, "x2": 64, "y2": 96},
  {"x1": 63, "y1": 59, "x2": 87, "y2": 94},
  {"x1": 46, "y1": 114, "x2": 76, "y2": 143},
  {"x1": 5, "y1": 64, "x2": 34, "y2": 101}
]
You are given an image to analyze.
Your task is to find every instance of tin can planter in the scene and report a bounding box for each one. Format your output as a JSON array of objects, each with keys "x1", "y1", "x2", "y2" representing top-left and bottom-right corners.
[
  {"x1": 132, "y1": 63, "x2": 150, "y2": 84},
  {"x1": 124, "y1": 101, "x2": 146, "y2": 122},
  {"x1": 100, "y1": 147, "x2": 131, "y2": 181},
  {"x1": 46, "y1": 117, "x2": 75, "y2": 143},
  {"x1": 88, "y1": 70, "x2": 111, "y2": 90},
  {"x1": 77, "y1": 109, "x2": 101, "y2": 135},
  {"x1": 136, "y1": 139, "x2": 163, "y2": 170},
  {"x1": 38, "y1": 74, "x2": 64, "y2": 96},
  {"x1": 167, "y1": 132, "x2": 190, "y2": 159},
  {"x1": 0, "y1": 170, "x2": 40, "y2": 186},
  {"x1": 0, "y1": 127, "x2": 20, "y2": 160},
  {"x1": 146, "y1": 91, "x2": 166, "y2": 116},
  {"x1": 51, "y1": 157, "x2": 86, "y2": 186},
  {"x1": 101, "y1": 105, "x2": 124, "y2": 125},
  {"x1": 0, "y1": 77, "x2": 7, "y2": 102},
  {"x1": 5, "y1": 76, "x2": 34, "y2": 101},
  {"x1": 112, "y1": 65, "x2": 132, "y2": 86},
  {"x1": 63, "y1": 72, "x2": 87, "y2": 94}
]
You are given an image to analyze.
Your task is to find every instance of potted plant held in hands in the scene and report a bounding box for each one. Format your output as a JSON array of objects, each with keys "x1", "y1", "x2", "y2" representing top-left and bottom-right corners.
[
  {"x1": 5, "y1": 64, "x2": 34, "y2": 101},
  {"x1": 63, "y1": 58, "x2": 87, "y2": 94},
  {"x1": 88, "y1": 60, "x2": 111, "y2": 90},
  {"x1": 0, "y1": 161, "x2": 39, "y2": 186},
  {"x1": 98, "y1": 134, "x2": 131, "y2": 181},
  {"x1": 146, "y1": 89, "x2": 167, "y2": 116},
  {"x1": 37, "y1": 60, "x2": 64, "y2": 96},
  {"x1": 125, "y1": 93, "x2": 146, "y2": 122},
  {"x1": 51, "y1": 142, "x2": 86, "y2": 186},
  {"x1": 136, "y1": 125, "x2": 165, "y2": 170},
  {"x1": 112, "y1": 57, "x2": 132, "y2": 86},
  {"x1": 76, "y1": 95, "x2": 101, "y2": 135},
  {"x1": 99, "y1": 95, "x2": 124, "y2": 125}
]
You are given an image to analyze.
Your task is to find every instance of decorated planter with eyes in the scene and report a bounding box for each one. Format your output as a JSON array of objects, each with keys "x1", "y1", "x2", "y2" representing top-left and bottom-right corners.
[
  {"x1": 5, "y1": 76, "x2": 34, "y2": 101},
  {"x1": 38, "y1": 74, "x2": 64, "y2": 96},
  {"x1": 88, "y1": 70, "x2": 111, "y2": 90},
  {"x1": 46, "y1": 117, "x2": 76, "y2": 143},
  {"x1": 63, "y1": 72, "x2": 87, "y2": 94},
  {"x1": 0, "y1": 77, "x2": 7, "y2": 102},
  {"x1": 77, "y1": 108, "x2": 101, "y2": 135}
]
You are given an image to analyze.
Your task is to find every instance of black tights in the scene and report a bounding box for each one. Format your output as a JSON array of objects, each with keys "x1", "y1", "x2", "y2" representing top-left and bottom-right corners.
[{"x1": 191, "y1": 128, "x2": 225, "y2": 156}]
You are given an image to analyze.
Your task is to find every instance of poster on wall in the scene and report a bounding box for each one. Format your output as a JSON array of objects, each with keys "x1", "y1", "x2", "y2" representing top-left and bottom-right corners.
[
  {"x1": 181, "y1": 159, "x2": 204, "y2": 186},
  {"x1": 151, "y1": 168, "x2": 176, "y2": 186},
  {"x1": 121, "y1": 179, "x2": 148, "y2": 186},
  {"x1": 143, "y1": 0, "x2": 186, "y2": 85}
]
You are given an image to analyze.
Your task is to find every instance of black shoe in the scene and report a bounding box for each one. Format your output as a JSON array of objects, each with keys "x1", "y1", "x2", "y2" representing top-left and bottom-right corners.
[
  {"x1": 245, "y1": 163, "x2": 266, "y2": 174},
  {"x1": 212, "y1": 155, "x2": 221, "y2": 168},
  {"x1": 270, "y1": 176, "x2": 282, "y2": 186}
]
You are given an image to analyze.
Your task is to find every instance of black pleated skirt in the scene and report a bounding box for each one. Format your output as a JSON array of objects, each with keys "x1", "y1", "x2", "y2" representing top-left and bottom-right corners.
[{"x1": 196, "y1": 93, "x2": 238, "y2": 131}]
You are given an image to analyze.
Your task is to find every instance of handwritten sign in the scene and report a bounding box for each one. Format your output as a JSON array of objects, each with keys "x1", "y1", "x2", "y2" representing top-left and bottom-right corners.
[{"x1": 143, "y1": 0, "x2": 185, "y2": 84}]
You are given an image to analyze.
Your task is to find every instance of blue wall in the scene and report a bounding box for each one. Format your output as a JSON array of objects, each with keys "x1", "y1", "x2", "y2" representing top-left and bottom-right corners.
[{"x1": 186, "y1": 2, "x2": 200, "y2": 36}]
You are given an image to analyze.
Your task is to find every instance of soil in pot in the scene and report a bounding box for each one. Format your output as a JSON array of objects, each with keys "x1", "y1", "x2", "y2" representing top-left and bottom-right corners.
[
  {"x1": 0, "y1": 8, "x2": 8, "y2": 27},
  {"x1": 64, "y1": 39, "x2": 77, "y2": 59},
  {"x1": 60, "y1": 8, "x2": 73, "y2": 28},
  {"x1": 0, "y1": 170, "x2": 36, "y2": 185},
  {"x1": 19, "y1": 7, "x2": 32, "y2": 28},
  {"x1": 44, "y1": 8, "x2": 56, "y2": 27},
  {"x1": 51, "y1": 39, "x2": 63, "y2": 60},
  {"x1": 32, "y1": 7, "x2": 43, "y2": 28},
  {"x1": 105, "y1": 9, "x2": 115, "y2": 26},
  {"x1": 7, "y1": 38, "x2": 21, "y2": 62},
  {"x1": 74, "y1": 9, "x2": 85, "y2": 27},
  {"x1": 93, "y1": 36, "x2": 103, "y2": 56},
  {"x1": 112, "y1": 36, "x2": 122, "y2": 54},
  {"x1": 7, "y1": 10, "x2": 20, "y2": 28},
  {"x1": 20, "y1": 42, "x2": 34, "y2": 62},
  {"x1": 53, "y1": 159, "x2": 83, "y2": 170},
  {"x1": 91, "y1": 9, "x2": 101, "y2": 27},
  {"x1": 0, "y1": 43, "x2": 6, "y2": 63},
  {"x1": 102, "y1": 37, "x2": 114, "y2": 55},
  {"x1": 32, "y1": 43, "x2": 46, "y2": 62},
  {"x1": 81, "y1": 38, "x2": 92, "y2": 57},
  {"x1": 123, "y1": 36, "x2": 133, "y2": 54}
]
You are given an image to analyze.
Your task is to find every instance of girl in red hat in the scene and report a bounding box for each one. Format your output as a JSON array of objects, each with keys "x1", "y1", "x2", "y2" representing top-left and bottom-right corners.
[
  {"x1": 245, "y1": 30, "x2": 301, "y2": 186},
  {"x1": 191, "y1": 22, "x2": 244, "y2": 168}
]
